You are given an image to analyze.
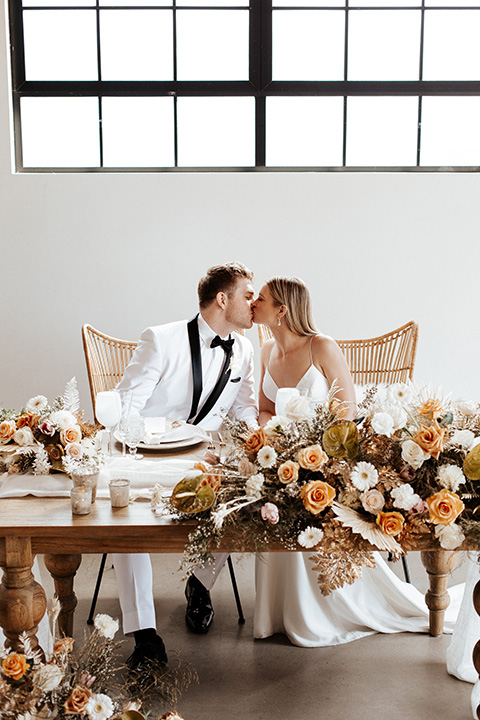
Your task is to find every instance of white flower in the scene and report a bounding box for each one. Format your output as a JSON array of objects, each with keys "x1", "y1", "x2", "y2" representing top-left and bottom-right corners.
[
  {"x1": 25, "y1": 395, "x2": 48, "y2": 414},
  {"x1": 257, "y1": 445, "x2": 277, "y2": 469},
  {"x1": 387, "y1": 383, "x2": 413, "y2": 406},
  {"x1": 93, "y1": 613, "x2": 119, "y2": 640},
  {"x1": 391, "y1": 484, "x2": 421, "y2": 511},
  {"x1": 264, "y1": 415, "x2": 290, "y2": 433},
  {"x1": 80, "y1": 438, "x2": 97, "y2": 457},
  {"x1": 13, "y1": 427, "x2": 35, "y2": 446},
  {"x1": 455, "y1": 400, "x2": 477, "y2": 416},
  {"x1": 245, "y1": 473, "x2": 264, "y2": 499},
  {"x1": 285, "y1": 396, "x2": 313, "y2": 422},
  {"x1": 212, "y1": 503, "x2": 230, "y2": 531},
  {"x1": 401, "y1": 439, "x2": 430, "y2": 469},
  {"x1": 388, "y1": 405, "x2": 408, "y2": 431},
  {"x1": 371, "y1": 412, "x2": 395, "y2": 437},
  {"x1": 32, "y1": 663, "x2": 64, "y2": 692},
  {"x1": 450, "y1": 429, "x2": 475, "y2": 451},
  {"x1": 437, "y1": 464, "x2": 466, "y2": 493},
  {"x1": 350, "y1": 462, "x2": 378, "y2": 491},
  {"x1": 298, "y1": 526, "x2": 324, "y2": 548},
  {"x1": 360, "y1": 489, "x2": 385, "y2": 514},
  {"x1": 435, "y1": 523, "x2": 466, "y2": 550},
  {"x1": 86, "y1": 693, "x2": 115, "y2": 720},
  {"x1": 50, "y1": 410, "x2": 78, "y2": 430}
]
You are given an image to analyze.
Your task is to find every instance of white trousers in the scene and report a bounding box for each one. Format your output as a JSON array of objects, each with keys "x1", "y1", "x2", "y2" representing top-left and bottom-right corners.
[{"x1": 112, "y1": 552, "x2": 229, "y2": 635}]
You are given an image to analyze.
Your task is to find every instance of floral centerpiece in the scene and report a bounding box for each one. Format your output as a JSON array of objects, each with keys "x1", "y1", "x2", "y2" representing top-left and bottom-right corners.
[
  {"x1": 157, "y1": 382, "x2": 480, "y2": 595},
  {"x1": 0, "y1": 379, "x2": 103, "y2": 476}
]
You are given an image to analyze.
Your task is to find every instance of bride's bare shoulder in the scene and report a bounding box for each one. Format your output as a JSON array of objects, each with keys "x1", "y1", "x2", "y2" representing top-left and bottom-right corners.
[
  {"x1": 260, "y1": 337, "x2": 275, "y2": 363},
  {"x1": 311, "y1": 334, "x2": 342, "y2": 360}
]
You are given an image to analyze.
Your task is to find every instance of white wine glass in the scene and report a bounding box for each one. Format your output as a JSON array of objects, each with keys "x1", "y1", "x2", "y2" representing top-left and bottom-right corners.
[
  {"x1": 125, "y1": 416, "x2": 145, "y2": 460},
  {"x1": 95, "y1": 390, "x2": 122, "y2": 456}
]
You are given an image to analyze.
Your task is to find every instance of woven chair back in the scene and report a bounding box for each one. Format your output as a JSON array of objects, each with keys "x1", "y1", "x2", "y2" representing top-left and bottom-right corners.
[
  {"x1": 257, "y1": 321, "x2": 418, "y2": 385},
  {"x1": 82, "y1": 324, "x2": 138, "y2": 419}
]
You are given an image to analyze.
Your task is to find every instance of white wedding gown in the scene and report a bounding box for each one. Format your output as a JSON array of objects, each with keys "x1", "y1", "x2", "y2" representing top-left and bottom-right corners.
[{"x1": 254, "y1": 360, "x2": 464, "y2": 647}]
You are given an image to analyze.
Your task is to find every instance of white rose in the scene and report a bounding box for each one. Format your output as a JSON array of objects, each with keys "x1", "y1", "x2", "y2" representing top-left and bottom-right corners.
[
  {"x1": 391, "y1": 484, "x2": 421, "y2": 511},
  {"x1": 25, "y1": 395, "x2": 48, "y2": 414},
  {"x1": 13, "y1": 427, "x2": 35, "y2": 446},
  {"x1": 93, "y1": 613, "x2": 119, "y2": 640},
  {"x1": 401, "y1": 439, "x2": 430, "y2": 469},
  {"x1": 435, "y1": 523, "x2": 465, "y2": 550},
  {"x1": 245, "y1": 473, "x2": 264, "y2": 499},
  {"x1": 49, "y1": 410, "x2": 78, "y2": 430},
  {"x1": 285, "y1": 396, "x2": 313, "y2": 422},
  {"x1": 360, "y1": 489, "x2": 385, "y2": 514},
  {"x1": 437, "y1": 464, "x2": 466, "y2": 492},
  {"x1": 32, "y1": 663, "x2": 64, "y2": 692},
  {"x1": 455, "y1": 400, "x2": 477, "y2": 416},
  {"x1": 371, "y1": 412, "x2": 395, "y2": 437},
  {"x1": 388, "y1": 405, "x2": 408, "y2": 431},
  {"x1": 450, "y1": 430, "x2": 475, "y2": 451}
]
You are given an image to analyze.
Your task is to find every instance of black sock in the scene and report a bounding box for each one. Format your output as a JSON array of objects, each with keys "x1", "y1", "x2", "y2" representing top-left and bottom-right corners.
[{"x1": 134, "y1": 628, "x2": 157, "y2": 644}]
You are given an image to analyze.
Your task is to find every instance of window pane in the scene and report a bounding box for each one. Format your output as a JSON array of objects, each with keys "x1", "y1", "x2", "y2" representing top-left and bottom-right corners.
[
  {"x1": 23, "y1": 10, "x2": 97, "y2": 81},
  {"x1": 348, "y1": 10, "x2": 421, "y2": 81},
  {"x1": 101, "y1": 0, "x2": 170, "y2": 5},
  {"x1": 423, "y1": 11, "x2": 480, "y2": 81},
  {"x1": 176, "y1": 10, "x2": 248, "y2": 81},
  {"x1": 420, "y1": 97, "x2": 480, "y2": 166},
  {"x1": 179, "y1": 0, "x2": 248, "y2": 6},
  {"x1": 353, "y1": 0, "x2": 419, "y2": 6},
  {"x1": 266, "y1": 97, "x2": 343, "y2": 166},
  {"x1": 100, "y1": 10, "x2": 173, "y2": 80},
  {"x1": 273, "y1": 10, "x2": 345, "y2": 81},
  {"x1": 426, "y1": 0, "x2": 480, "y2": 5},
  {"x1": 24, "y1": 0, "x2": 94, "y2": 6},
  {"x1": 274, "y1": 0, "x2": 344, "y2": 6},
  {"x1": 21, "y1": 97, "x2": 100, "y2": 167},
  {"x1": 177, "y1": 97, "x2": 254, "y2": 166},
  {"x1": 102, "y1": 97, "x2": 174, "y2": 167},
  {"x1": 346, "y1": 97, "x2": 418, "y2": 166}
]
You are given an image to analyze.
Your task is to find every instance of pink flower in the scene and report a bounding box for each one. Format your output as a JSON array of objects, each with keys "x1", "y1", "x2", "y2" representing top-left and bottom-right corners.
[
  {"x1": 411, "y1": 498, "x2": 429, "y2": 515},
  {"x1": 39, "y1": 419, "x2": 56, "y2": 437},
  {"x1": 260, "y1": 502, "x2": 279, "y2": 525}
]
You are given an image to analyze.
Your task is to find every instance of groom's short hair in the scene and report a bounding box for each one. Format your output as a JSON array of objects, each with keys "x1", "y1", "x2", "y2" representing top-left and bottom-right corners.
[{"x1": 198, "y1": 262, "x2": 254, "y2": 309}]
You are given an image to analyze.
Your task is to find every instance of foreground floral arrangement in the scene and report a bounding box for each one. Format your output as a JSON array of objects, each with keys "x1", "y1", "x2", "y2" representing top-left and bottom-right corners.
[
  {"x1": 0, "y1": 379, "x2": 103, "y2": 476},
  {"x1": 157, "y1": 382, "x2": 480, "y2": 595},
  {"x1": 0, "y1": 600, "x2": 192, "y2": 720}
]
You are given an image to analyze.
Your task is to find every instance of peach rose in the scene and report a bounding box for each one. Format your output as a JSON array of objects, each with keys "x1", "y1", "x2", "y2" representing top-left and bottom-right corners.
[
  {"x1": 277, "y1": 460, "x2": 300, "y2": 484},
  {"x1": 244, "y1": 428, "x2": 268, "y2": 454},
  {"x1": 194, "y1": 462, "x2": 223, "y2": 492},
  {"x1": 412, "y1": 421, "x2": 446, "y2": 460},
  {"x1": 300, "y1": 480, "x2": 336, "y2": 514},
  {"x1": 376, "y1": 511, "x2": 405, "y2": 536},
  {"x1": 16, "y1": 412, "x2": 39, "y2": 429},
  {"x1": 60, "y1": 425, "x2": 82, "y2": 446},
  {"x1": 417, "y1": 399, "x2": 443, "y2": 421},
  {"x1": 297, "y1": 445, "x2": 328, "y2": 471},
  {"x1": 54, "y1": 637, "x2": 75, "y2": 655},
  {"x1": 426, "y1": 488, "x2": 465, "y2": 525},
  {"x1": 64, "y1": 685, "x2": 92, "y2": 715},
  {"x1": 2, "y1": 652, "x2": 28, "y2": 680},
  {"x1": 0, "y1": 420, "x2": 16, "y2": 444},
  {"x1": 65, "y1": 442, "x2": 83, "y2": 459}
]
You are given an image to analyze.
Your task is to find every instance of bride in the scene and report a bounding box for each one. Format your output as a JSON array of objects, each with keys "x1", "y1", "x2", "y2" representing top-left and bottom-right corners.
[{"x1": 251, "y1": 276, "x2": 461, "y2": 647}]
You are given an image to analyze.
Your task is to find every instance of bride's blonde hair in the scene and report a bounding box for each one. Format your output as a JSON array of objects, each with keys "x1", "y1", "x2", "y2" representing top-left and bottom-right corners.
[{"x1": 266, "y1": 276, "x2": 317, "y2": 337}]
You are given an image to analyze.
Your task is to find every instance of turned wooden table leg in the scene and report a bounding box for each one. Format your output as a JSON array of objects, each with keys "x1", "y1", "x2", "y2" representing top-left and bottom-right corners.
[
  {"x1": 472, "y1": 578, "x2": 480, "y2": 720},
  {"x1": 44, "y1": 554, "x2": 81, "y2": 638},
  {"x1": 421, "y1": 549, "x2": 458, "y2": 636},
  {"x1": 0, "y1": 537, "x2": 46, "y2": 654}
]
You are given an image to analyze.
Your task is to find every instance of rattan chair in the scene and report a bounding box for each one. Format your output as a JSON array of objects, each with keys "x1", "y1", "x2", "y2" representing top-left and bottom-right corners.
[{"x1": 81, "y1": 323, "x2": 245, "y2": 624}]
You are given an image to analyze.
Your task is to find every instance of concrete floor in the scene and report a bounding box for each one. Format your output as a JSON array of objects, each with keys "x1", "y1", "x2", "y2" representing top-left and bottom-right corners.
[{"x1": 38, "y1": 551, "x2": 473, "y2": 720}]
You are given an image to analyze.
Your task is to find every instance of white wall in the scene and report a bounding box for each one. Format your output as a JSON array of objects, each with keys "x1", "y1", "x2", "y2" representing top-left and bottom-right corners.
[{"x1": 1, "y1": 1, "x2": 479, "y2": 419}]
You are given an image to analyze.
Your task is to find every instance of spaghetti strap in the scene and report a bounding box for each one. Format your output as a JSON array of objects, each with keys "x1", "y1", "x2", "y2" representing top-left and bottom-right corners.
[{"x1": 309, "y1": 336, "x2": 314, "y2": 365}]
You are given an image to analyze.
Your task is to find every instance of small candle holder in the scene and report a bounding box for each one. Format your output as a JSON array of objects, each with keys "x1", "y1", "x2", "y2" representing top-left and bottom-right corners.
[
  {"x1": 109, "y1": 478, "x2": 130, "y2": 508},
  {"x1": 71, "y1": 486, "x2": 92, "y2": 515}
]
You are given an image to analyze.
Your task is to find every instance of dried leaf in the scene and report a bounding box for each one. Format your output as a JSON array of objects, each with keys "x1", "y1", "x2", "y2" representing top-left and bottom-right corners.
[
  {"x1": 331, "y1": 502, "x2": 404, "y2": 553},
  {"x1": 62, "y1": 377, "x2": 80, "y2": 414}
]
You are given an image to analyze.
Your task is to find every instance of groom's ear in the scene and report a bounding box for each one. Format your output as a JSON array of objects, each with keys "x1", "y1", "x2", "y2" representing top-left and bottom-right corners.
[{"x1": 216, "y1": 291, "x2": 227, "y2": 310}]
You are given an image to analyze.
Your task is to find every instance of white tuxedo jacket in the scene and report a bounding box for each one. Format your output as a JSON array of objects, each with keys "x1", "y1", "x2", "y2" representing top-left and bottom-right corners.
[{"x1": 117, "y1": 315, "x2": 258, "y2": 431}]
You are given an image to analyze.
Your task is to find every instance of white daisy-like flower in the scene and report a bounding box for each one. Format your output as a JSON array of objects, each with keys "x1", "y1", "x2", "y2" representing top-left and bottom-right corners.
[
  {"x1": 391, "y1": 484, "x2": 421, "y2": 511},
  {"x1": 298, "y1": 526, "x2": 324, "y2": 548},
  {"x1": 257, "y1": 445, "x2": 278, "y2": 469},
  {"x1": 86, "y1": 693, "x2": 115, "y2": 720},
  {"x1": 350, "y1": 462, "x2": 378, "y2": 491},
  {"x1": 245, "y1": 473, "x2": 264, "y2": 499},
  {"x1": 387, "y1": 383, "x2": 413, "y2": 406},
  {"x1": 371, "y1": 412, "x2": 395, "y2": 437},
  {"x1": 25, "y1": 395, "x2": 48, "y2": 414},
  {"x1": 50, "y1": 410, "x2": 78, "y2": 430},
  {"x1": 434, "y1": 523, "x2": 465, "y2": 550},
  {"x1": 93, "y1": 613, "x2": 119, "y2": 640},
  {"x1": 450, "y1": 429, "x2": 475, "y2": 451},
  {"x1": 437, "y1": 464, "x2": 466, "y2": 493},
  {"x1": 264, "y1": 415, "x2": 290, "y2": 434}
]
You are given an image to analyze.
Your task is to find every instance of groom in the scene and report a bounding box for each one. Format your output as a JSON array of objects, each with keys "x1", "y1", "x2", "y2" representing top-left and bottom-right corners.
[{"x1": 114, "y1": 262, "x2": 258, "y2": 672}]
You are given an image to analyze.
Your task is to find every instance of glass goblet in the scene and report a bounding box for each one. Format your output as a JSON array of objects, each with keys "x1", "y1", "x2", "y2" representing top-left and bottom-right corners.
[
  {"x1": 95, "y1": 390, "x2": 122, "y2": 456},
  {"x1": 125, "y1": 416, "x2": 145, "y2": 460}
]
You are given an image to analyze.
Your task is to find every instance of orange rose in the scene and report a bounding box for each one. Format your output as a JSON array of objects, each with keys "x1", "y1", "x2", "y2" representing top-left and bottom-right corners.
[
  {"x1": 376, "y1": 511, "x2": 405, "y2": 536},
  {"x1": 412, "y1": 421, "x2": 446, "y2": 460},
  {"x1": 53, "y1": 637, "x2": 75, "y2": 655},
  {"x1": 64, "y1": 685, "x2": 92, "y2": 715},
  {"x1": 0, "y1": 420, "x2": 16, "y2": 443},
  {"x1": 194, "y1": 462, "x2": 223, "y2": 492},
  {"x1": 300, "y1": 480, "x2": 336, "y2": 514},
  {"x1": 16, "y1": 412, "x2": 39, "y2": 429},
  {"x1": 244, "y1": 428, "x2": 268, "y2": 454},
  {"x1": 417, "y1": 399, "x2": 443, "y2": 421},
  {"x1": 427, "y1": 488, "x2": 465, "y2": 525},
  {"x1": 297, "y1": 444, "x2": 328, "y2": 471},
  {"x1": 277, "y1": 460, "x2": 300, "y2": 484},
  {"x1": 2, "y1": 653, "x2": 28, "y2": 680},
  {"x1": 60, "y1": 425, "x2": 82, "y2": 446}
]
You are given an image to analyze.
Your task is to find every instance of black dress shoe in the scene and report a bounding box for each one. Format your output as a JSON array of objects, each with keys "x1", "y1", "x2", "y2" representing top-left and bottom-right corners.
[
  {"x1": 185, "y1": 575, "x2": 215, "y2": 634},
  {"x1": 126, "y1": 633, "x2": 168, "y2": 672}
]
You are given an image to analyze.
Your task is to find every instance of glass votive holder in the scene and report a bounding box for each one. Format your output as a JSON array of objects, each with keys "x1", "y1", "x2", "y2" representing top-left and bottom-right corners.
[
  {"x1": 70, "y1": 486, "x2": 92, "y2": 515},
  {"x1": 109, "y1": 478, "x2": 130, "y2": 508}
]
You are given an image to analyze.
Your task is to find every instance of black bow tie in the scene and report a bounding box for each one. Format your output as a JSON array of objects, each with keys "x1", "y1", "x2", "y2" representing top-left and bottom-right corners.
[{"x1": 211, "y1": 335, "x2": 234, "y2": 352}]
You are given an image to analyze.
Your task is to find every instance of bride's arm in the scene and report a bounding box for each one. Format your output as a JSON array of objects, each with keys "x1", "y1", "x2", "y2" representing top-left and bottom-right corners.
[
  {"x1": 258, "y1": 339, "x2": 276, "y2": 426},
  {"x1": 312, "y1": 336, "x2": 357, "y2": 420}
]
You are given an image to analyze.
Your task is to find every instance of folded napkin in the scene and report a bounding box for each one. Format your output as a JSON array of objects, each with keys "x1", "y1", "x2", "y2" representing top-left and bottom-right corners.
[
  {"x1": 100, "y1": 456, "x2": 199, "y2": 495},
  {"x1": 0, "y1": 472, "x2": 73, "y2": 498},
  {"x1": 144, "y1": 417, "x2": 166, "y2": 435}
]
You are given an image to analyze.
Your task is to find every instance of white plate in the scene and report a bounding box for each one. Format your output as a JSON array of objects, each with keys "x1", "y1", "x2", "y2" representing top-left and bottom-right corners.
[{"x1": 137, "y1": 435, "x2": 205, "y2": 451}]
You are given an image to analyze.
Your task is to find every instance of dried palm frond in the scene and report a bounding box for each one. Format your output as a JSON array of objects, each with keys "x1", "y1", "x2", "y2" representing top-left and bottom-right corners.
[{"x1": 332, "y1": 502, "x2": 404, "y2": 553}]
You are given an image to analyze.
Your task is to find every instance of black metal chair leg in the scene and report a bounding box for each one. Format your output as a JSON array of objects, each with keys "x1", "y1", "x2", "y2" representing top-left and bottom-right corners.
[
  {"x1": 87, "y1": 553, "x2": 107, "y2": 625},
  {"x1": 387, "y1": 552, "x2": 411, "y2": 584},
  {"x1": 227, "y1": 556, "x2": 245, "y2": 624}
]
